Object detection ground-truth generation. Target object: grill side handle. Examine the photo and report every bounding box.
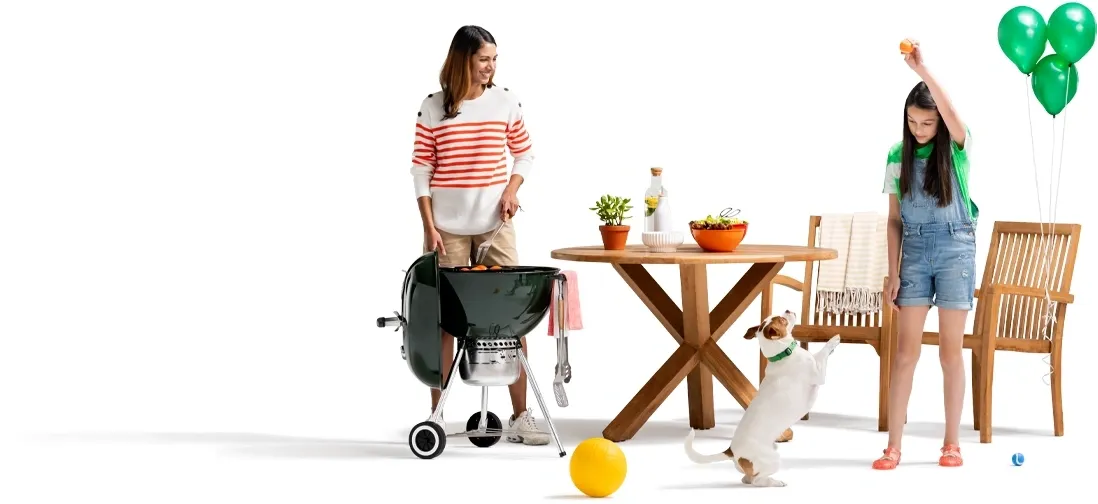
[376,311,404,331]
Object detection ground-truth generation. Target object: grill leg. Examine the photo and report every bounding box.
[478,386,489,431]
[518,349,567,457]
[429,340,465,426]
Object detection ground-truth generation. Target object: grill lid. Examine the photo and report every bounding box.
[399,250,444,389]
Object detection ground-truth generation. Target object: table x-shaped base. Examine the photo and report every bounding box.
[602,261,787,442]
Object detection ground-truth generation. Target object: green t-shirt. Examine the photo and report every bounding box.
[881,127,978,220]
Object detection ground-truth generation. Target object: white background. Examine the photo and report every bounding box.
[1,0,1093,501]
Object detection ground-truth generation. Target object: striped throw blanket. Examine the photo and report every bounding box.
[815,212,889,314]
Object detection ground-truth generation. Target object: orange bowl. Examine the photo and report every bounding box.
[690,224,747,252]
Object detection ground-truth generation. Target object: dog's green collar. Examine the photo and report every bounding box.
[767,341,798,363]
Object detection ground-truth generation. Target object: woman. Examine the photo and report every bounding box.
[407,25,547,446]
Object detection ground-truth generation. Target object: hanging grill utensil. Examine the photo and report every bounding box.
[552,274,569,407]
[557,275,572,384]
[561,335,572,383]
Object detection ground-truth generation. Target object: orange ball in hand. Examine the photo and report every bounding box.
[899,39,914,54]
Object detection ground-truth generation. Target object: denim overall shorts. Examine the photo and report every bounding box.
[895,159,978,311]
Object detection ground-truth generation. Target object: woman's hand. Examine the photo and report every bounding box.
[424,228,446,256]
[499,189,520,221]
[885,274,901,311]
[903,39,925,74]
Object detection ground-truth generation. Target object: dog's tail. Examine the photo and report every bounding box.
[684,429,735,464]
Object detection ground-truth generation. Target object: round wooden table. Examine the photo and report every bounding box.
[550,243,837,443]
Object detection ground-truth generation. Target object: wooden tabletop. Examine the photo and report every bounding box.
[550,244,837,265]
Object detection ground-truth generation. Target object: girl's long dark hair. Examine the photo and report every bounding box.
[899,81,954,207]
[439,25,496,120]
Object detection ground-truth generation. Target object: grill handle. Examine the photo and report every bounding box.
[376,311,403,331]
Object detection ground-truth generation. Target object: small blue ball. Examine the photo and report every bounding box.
[1011,453,1025,466]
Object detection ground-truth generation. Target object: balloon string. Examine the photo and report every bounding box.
[1025,71,1066,387]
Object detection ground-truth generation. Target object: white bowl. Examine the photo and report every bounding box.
[641,231,684,253]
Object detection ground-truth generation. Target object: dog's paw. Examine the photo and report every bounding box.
[751,476,786,487]
[741,475,753,485]
[825,335,841,352]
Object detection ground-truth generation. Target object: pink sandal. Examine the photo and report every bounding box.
[872,447,901,470]
[939,444,963,467]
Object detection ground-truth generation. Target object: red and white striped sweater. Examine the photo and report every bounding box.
[409,85,534,236]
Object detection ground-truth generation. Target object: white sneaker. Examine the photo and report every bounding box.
[507,408,550,445]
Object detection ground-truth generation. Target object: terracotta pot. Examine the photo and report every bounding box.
[599,225,630,250]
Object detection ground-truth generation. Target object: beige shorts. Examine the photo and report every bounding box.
[425,220,520,267]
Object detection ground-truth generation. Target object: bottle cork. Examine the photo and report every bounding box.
[650,167,663,176]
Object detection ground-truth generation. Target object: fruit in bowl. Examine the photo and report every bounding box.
[689,214,748,252]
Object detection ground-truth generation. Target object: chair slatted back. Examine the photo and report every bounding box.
[977,221,1081,344]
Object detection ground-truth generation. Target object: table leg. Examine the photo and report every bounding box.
[602,262,784,442]
[681,264,714,429]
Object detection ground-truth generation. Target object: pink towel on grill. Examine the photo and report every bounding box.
[548,270,583,336]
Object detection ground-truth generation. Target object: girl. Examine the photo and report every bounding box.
[407,25,549,446]
[875,39,978,469]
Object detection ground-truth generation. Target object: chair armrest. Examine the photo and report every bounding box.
[987,284,1073,304]
[770,274,804,293]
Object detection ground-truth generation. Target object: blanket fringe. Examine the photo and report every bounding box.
[815,288,883,315]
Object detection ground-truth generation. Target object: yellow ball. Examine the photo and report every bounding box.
[569,437,627,498]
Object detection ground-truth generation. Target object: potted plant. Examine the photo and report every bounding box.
[590,194,633,250]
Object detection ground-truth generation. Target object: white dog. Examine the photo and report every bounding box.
[683,310,840,487]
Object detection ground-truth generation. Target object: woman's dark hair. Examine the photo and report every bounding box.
[439,25,496,120]
[899,81,954,207]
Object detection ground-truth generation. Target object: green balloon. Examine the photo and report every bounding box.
[998,6,1049,74]
[1047,2,1097,64]
[1031,53,1079,116]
